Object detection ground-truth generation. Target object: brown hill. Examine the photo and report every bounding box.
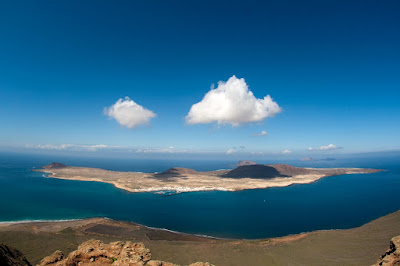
[43,162,67,169]
[154,167,198,178]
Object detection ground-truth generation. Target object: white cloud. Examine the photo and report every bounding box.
[104,97,156,128]
[253,130,268,136]
[308,144,341,151]
[186,75,281,126]
[226,148,236,155]
[282,149,292,154]
[25,144,114,151]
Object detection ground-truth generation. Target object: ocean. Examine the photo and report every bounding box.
[0,152,399,239]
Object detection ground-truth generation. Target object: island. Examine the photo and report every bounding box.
[35,162,382,194]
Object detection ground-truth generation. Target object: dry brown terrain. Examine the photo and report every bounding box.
[0,210,399,265]
[35,163,381,194]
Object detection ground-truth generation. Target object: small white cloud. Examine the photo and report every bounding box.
[104,97,156,128]
[253,130,268,136]
[226,148,236,155]
[186,75,281,126]
[282,149,292,154]
[308,144,341,151]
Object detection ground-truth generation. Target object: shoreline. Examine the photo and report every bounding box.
[1,212,399,265]
[0,217,223,240]
[0,208,396,241]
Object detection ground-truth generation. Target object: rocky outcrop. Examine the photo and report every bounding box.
[0,243,31,266]
[39,239,213,266]
[374,235,400,266]
[39,250,64,265]
[43,162,67,169]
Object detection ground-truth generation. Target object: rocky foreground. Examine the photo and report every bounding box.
[35,162,382,194]
[38,239,213,266]
[0,239,213,266]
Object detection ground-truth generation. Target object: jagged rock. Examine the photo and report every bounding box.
[39,239,212,266]
[39,250,64,265]
[0,243,31,266]
[38,240,150,265]
[374,235,400,266]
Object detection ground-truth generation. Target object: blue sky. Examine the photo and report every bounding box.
[0,0,399,158]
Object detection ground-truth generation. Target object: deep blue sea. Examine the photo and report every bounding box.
[0,152,399,239]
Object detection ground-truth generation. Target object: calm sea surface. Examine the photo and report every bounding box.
[0,152,399,239]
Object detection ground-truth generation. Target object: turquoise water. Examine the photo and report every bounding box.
[0,152,399,239]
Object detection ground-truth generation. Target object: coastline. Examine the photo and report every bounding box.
[1,209,399,265]
[0,209,394,241]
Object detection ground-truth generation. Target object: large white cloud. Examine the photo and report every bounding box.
[308,144,341,151]
[185,76,281,126]
[104,97,156,128]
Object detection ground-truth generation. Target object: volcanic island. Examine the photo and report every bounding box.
[35,162,382,194]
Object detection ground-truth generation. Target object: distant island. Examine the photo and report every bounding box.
[35,162,382,194]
